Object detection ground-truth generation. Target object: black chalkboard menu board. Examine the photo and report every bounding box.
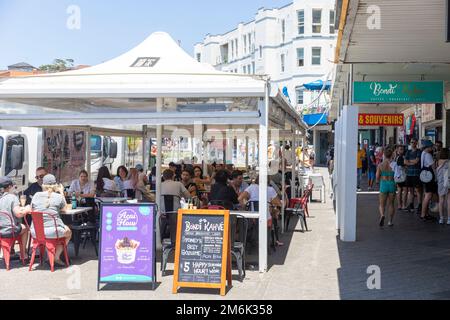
[172,209,232,296]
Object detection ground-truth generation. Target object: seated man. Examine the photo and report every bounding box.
[160,169,191,245]
[238,176,284,246]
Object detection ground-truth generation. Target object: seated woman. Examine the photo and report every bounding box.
[0,177,30,256]
[31,174,72,266]
[95,166,119,197]
[192,166,211,191]
[113,166,129,196]
[68,170,95,198]
[208,170,238,210]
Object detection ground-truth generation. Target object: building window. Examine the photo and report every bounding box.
[259,45,263,59]
[243,35,247,54]
[297,10,305,35]
[196,53,201,62]
[330,10,336,34]
[297,48,304,67]
[235,39,239,57]
[280,54,285,72]
[235,69,238,73]
[252,62,255,74]
[248,33,252,53]
[281,19,286,43]
[296,87,304,105]
[243,65,247,74]
[231,41,234,60]
[312,9,322,34]
[312,47,321,65]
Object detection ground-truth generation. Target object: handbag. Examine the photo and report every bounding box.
[419,155,433,183]
[395,168,407,183]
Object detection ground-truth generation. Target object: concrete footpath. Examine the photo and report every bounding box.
[1,167,450,300]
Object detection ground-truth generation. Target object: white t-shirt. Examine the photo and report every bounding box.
[244,184,277,221]
[68,179,95,195]
[421,151,434,168]
[103,178,118,191]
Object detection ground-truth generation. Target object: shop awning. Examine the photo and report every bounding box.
[303,80,331,91]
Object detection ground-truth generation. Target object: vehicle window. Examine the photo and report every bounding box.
[5,136,25,175]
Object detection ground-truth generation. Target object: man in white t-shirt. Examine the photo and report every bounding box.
[238,178,283,246]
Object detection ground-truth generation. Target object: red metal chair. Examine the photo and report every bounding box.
[0,211,26,270]
[26,212,70,272]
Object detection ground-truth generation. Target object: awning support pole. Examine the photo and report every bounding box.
[258,82,269,273]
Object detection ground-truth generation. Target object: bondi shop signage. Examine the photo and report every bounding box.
[358,114,404,127]
[353,81,444,104]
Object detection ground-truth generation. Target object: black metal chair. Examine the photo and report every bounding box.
[230,214,248,281]
[160,194,180,276]
[245,201,276,253]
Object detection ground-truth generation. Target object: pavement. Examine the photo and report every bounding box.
[1,167,450,300]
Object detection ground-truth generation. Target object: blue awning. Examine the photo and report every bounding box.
[303,80,331,91]
[303,113,328,126]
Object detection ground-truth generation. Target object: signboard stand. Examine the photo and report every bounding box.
[97,203,157,291]
[172,209,232,296]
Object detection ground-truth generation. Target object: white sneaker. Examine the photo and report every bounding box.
[447,219,450,225]
[439,217,444,225]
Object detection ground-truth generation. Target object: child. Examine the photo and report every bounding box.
[436,148,450,224]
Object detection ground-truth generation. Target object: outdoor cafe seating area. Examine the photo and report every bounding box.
[0,161,325,281]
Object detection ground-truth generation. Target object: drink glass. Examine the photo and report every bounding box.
[20,195,27,207]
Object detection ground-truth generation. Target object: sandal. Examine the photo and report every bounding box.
[379,216,385,227]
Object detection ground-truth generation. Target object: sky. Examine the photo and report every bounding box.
[0,0,290,70]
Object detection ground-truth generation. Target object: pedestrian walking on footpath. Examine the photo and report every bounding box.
[367,145,377,191]
[420,140,437,221]
[404,138,423,213]
[394,145,408,210]
[376,147,396,227]
[436,148,450,225]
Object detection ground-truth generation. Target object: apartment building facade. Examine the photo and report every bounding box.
[194,0,337,163]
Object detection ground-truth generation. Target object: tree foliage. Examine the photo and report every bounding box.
[39,58,74,73]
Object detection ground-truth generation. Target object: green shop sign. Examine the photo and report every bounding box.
[353,81,444,104]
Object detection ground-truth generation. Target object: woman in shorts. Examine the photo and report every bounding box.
[376,148,396,227]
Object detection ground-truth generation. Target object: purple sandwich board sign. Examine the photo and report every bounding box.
[97,203,156,290]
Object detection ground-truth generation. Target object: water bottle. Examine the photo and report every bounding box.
[71,192,77,209]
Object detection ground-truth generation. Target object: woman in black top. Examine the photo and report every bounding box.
[208,170,238,210]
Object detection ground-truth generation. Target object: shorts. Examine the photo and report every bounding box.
[368,169,376,180]
[396,182,407,188]
[423,171,437,194]
[438,184,450,196]
[0,224,23,238]
[424,181,438,194]
[380,180,396,194]
[405,175,422,188]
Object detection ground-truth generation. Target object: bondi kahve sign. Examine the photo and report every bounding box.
[353,81,444,104]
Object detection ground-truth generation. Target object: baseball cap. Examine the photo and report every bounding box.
[0,176,15,189]
[135,164,144,171]
[422,140,433,148]
[43,174,57,185]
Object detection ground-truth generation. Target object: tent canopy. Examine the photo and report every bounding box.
[0,31,305,131]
